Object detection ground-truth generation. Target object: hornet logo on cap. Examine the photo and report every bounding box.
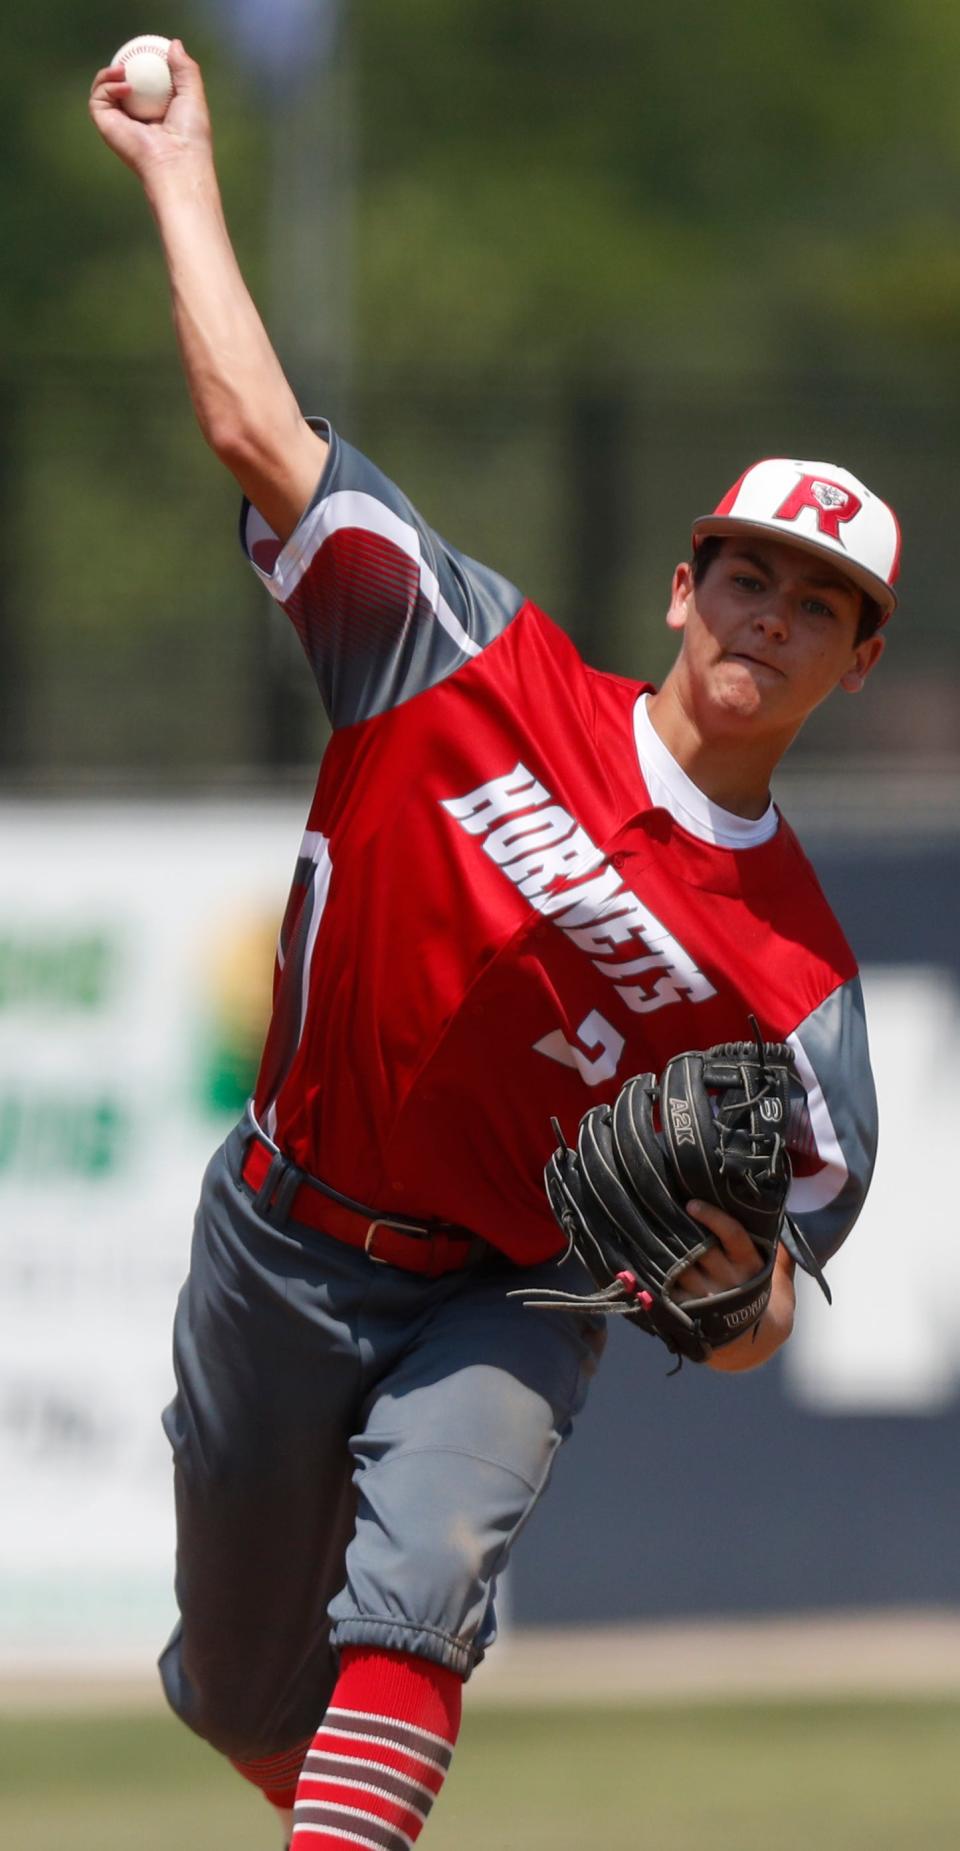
[692,457,902,617]
[774,475,863,544]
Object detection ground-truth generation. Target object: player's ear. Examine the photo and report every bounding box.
[666,562,695,632]
[839,633,885,694]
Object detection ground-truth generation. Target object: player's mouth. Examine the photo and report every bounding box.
[723,650,785,677]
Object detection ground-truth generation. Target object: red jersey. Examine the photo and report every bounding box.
[241,425,877,1272]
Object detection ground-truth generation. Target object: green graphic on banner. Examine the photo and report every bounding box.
[0,931,116,1011]
[0,1094,128,1177]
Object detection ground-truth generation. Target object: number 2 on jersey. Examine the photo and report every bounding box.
[533,1010,625,1086]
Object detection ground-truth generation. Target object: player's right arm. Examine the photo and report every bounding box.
[89,39,326,541]
[92,39,528,728]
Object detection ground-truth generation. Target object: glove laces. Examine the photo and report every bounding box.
[713,1017,789,1198]
[508,1268,655,1318]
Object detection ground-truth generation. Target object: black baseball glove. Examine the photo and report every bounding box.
[527,1031,799,1364]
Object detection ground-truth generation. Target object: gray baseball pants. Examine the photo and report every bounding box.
[158,1111,605,1760]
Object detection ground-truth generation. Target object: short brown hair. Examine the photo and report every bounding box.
[690,536,883,645]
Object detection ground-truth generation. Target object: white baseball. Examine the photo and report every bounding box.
[112,35,173,122]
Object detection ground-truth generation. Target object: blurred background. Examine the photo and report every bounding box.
[7,0,960,777]
[1,4,959,1847]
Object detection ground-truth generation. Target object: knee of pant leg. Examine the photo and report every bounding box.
[159,1621,336,1762]
[334,1495,508,1660]
[405,1518,491,1639]
[159,1626,265,1758]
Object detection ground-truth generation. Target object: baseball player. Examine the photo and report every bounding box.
[91,43,895,1851]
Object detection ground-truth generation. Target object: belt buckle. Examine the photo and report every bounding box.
[364,1217,430,1264]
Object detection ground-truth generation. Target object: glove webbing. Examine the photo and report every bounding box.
[714,1062,787,1191]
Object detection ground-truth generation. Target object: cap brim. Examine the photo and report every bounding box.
[691,515,897,619]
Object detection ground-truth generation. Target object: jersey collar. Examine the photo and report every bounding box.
[633,693,779,849]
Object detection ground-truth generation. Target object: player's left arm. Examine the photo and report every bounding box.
[784,974,879,1269]
[680,972,877,1373]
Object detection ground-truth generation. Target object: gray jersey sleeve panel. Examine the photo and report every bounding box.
[783,975,878,1271]
[239,419,525,729]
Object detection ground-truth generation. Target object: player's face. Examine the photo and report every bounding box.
[666,537,885,734]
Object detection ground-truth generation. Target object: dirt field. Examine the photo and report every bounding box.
[3,1607,959,1714]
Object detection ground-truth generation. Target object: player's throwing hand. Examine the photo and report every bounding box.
[89,39,212,178]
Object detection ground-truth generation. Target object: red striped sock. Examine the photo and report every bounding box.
[231,1737,312,1811]
[291,1647,463,1849]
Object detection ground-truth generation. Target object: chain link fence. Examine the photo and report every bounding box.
[4,357,958,784]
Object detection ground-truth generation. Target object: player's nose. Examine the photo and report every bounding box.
[752,594,789,642]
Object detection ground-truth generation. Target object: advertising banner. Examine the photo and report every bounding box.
[0,799,303,1668]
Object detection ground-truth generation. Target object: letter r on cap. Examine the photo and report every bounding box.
[775,475,862,542]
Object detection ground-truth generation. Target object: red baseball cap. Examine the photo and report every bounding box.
[692,459,901,620]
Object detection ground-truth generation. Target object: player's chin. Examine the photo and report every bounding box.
[708,661,785,724]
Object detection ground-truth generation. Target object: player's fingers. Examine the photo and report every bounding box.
[675,1246,744,1297]
[89,65,125,100]
[674,1261,713,1299]
[686,1199,762,1275]
[167,38,203,93]
[681,1252,739,1293]
[88,77,140,150]
[164,41,214,143]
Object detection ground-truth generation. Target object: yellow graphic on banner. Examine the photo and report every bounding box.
[195,911,278,1116]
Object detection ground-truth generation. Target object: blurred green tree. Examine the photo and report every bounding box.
[5,1,960,382]
[354,0,960,385]
[3,1,960,771]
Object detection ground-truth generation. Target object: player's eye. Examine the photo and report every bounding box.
[732,573,765,593]
[802,598,836,619]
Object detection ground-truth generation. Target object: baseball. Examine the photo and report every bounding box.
[112,35,173,122]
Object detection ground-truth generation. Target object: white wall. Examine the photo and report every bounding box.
[785,964,960,1414]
